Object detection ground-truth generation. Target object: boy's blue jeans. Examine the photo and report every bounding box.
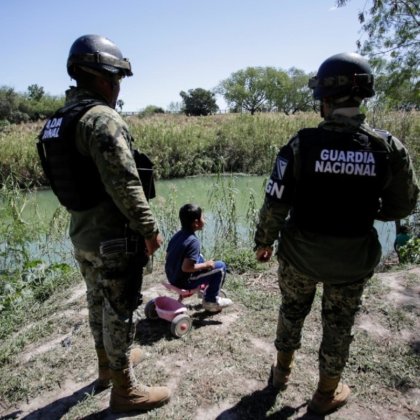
[187,260,226,302]
[172,256,227,303]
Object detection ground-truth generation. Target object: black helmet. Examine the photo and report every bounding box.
[308,52,374,101]
[67,34,133,79]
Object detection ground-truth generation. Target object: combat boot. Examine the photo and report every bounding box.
[271,351,294,390]
[309,373,351,415]
[95,346,143,389]
[110,367,171,413]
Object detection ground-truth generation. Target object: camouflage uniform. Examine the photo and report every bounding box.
[65,87,158,370]
[255,112,419,377]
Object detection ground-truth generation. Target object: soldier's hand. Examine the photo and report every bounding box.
[145,233,164,256]
[256,247,273,263]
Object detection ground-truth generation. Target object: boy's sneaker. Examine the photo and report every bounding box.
[202,296,233,312]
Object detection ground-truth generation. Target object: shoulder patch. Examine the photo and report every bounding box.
[276,157,288,180]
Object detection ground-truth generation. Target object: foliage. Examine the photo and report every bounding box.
[370,58,420,110]
[218,66,316,115]
[337,0,420,108]
[0,119,10,132]
[398,238,420,264]
[1,110,419,187]
[0,85,64,123]
[0,86,24,123]
[0,119,47,187]
[208,174,241,249]
[116,99,124,112]
[268,67,317,115]
[179,88,219,116]
[0,261,72,314]
[206,174,262,272]
[139,105,165,118]
[218,67,271,115]
[27,84,45,101]
[166,101,183,114]
[0,182,72,317]
[222,246,261,273]
[150,185,180,255]
[133,113,316,179]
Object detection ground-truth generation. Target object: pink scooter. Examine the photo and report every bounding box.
[144,282,226,338]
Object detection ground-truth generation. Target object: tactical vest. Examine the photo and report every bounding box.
[37,99,110,211]
[290,127,389,237]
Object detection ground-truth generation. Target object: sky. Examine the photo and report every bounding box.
[1,0,369,112]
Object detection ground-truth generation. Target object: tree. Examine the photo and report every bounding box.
[263,67,289,112]
[217,67,270,115]
[116,99,124,112]
[139,105,165,117]
[27,84,45,101]
[179,88,219,116]
[0,86,19,121]
[167,101,183,114]
[370,57,419,110]
[337,0,420,95]
[267,68,315,115]
[219,67,315,115]
[0,85,64,123]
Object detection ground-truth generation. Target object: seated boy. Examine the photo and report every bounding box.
[165,203,233,312]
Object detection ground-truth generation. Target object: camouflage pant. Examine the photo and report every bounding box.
[75,247,140,370]
[275,257,368,377]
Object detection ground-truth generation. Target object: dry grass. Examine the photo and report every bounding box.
[0,262,418,420]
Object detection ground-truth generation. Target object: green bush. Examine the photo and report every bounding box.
[0,111,418,186]
[139,105,165,117]
[398,238,420,264]
[0,183,73,318]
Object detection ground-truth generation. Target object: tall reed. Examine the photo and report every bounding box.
[0,181,72,323]
[0,111,418,186]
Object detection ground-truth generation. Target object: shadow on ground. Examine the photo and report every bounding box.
[1,382,107,420]
[135,309,222,344]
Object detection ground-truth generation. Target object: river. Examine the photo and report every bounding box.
[23,175,397,259]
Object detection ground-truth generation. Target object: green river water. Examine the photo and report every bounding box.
[23,175,396,259]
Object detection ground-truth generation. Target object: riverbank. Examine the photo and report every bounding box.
[0,110,419,187]
[0,260,418,419]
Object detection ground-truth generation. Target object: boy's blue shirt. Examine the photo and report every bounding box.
[165,228,201,283]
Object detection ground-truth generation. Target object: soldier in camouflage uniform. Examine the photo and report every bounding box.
[254,52,419,415]
[37,35,170,413]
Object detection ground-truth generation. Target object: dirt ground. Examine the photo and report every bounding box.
[0,263,419,420]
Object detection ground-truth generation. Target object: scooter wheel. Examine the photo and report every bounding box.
[144,299,159,320]
[171,314,192,338]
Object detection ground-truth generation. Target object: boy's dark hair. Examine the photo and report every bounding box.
[179,203,202,229]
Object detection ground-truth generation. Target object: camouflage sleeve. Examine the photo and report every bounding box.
[77,106,158,238]
[254,139,296,248]
[254,198,290,248]
[377,134,419,221]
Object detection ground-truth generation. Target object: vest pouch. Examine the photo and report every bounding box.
[36,99,109,211]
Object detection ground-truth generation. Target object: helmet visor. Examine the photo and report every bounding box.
[68,51,133,76]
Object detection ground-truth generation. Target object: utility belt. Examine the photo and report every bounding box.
[99,233,145,258]
[99,232,152,275]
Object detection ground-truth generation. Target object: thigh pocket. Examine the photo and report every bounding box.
[100,251,130,278]
[99,238,131,278]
